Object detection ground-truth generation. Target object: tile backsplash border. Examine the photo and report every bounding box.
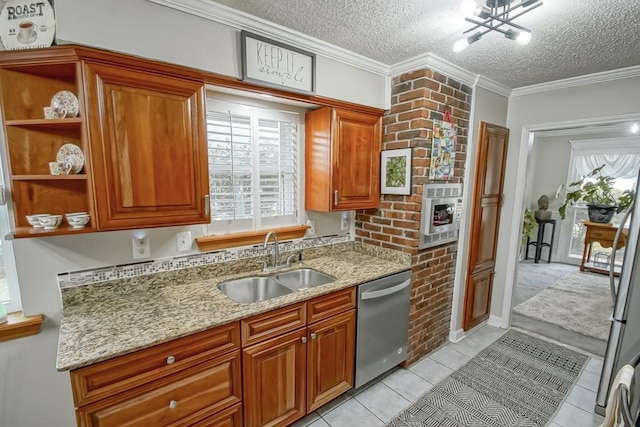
[58,234,354,290]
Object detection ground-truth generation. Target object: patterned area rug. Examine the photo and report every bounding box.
[386,330,588,427]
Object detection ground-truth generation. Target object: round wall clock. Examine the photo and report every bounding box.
[0,0,55,50]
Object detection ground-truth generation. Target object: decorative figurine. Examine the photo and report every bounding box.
[535,194,552,220]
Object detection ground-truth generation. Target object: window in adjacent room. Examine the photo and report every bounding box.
[205,97,301,234]
[560,139,640,266]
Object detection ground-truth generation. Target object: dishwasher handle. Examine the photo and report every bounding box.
[361,279,411,300]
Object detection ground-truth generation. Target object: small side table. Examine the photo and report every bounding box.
[525,219,557,263]
[581,221,627,275]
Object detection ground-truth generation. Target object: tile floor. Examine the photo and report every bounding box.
[292,325,605,427]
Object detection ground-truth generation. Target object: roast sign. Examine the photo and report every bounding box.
[0,0,56,50]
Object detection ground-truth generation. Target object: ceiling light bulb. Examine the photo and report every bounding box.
[632,123,639,134]
[474,6,492,19]
[453,32,481,52]
[460,0,478,15]
[453,38,470,53]
[516,31,532,45]
[505,29,532,45]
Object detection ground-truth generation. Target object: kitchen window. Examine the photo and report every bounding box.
[205,98,301,234]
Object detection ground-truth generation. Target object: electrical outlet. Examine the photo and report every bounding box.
[341,212,349,231]
[177,231,192,252]
[132,237,151,259]
[306,220,316,236]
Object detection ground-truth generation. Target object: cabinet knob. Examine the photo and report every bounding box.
[311,333,317,340]
[169,400,178,409]
[166,355,176,365]
[301,337,307,343]
[334,190,338,206]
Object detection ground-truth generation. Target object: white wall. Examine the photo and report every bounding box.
[450,85,508,339]
[492,76,640,326]
[0,1,375,425]
[53,0,387,109]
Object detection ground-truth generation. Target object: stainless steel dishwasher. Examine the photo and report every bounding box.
[355,269,412,388]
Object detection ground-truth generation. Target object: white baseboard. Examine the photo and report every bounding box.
[487,315,505,329]
[449,328,466,343]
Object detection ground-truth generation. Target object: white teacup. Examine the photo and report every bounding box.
[18,21,37,40]
[39,215,63,230]
[49,161,72,175]
[44,107,67,120]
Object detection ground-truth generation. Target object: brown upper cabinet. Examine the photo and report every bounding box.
[0,46,210,237]
[84,62,209,230]
[305,108,381,211]
[0,46,384,238]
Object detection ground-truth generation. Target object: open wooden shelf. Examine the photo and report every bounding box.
[5,118,83,128]
[12,174,88,181]
[8,225,96,239]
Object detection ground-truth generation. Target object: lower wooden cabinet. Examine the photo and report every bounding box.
[307,310,355,412]
[242,328,307,427]
[70,289,357,427]
[71,323,242,427]
[189,402,243,427]
[241,288,356,427]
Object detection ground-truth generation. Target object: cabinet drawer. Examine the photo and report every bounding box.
[76,350,242,427]
[190,402,242,427]
[307,288,356,324]
[71,322,240,406]
[241,303,306,347]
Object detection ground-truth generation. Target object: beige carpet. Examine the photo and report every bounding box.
[512,270,612,355]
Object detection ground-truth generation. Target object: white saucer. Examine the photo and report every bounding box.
[17,32,37,45]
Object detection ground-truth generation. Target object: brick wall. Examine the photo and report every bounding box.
[355,68,472,365]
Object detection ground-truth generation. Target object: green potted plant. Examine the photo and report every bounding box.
[522,208,536,244]
[558,164,635,223]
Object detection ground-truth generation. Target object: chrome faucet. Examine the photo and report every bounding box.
[258,231,299,272]
[264,231,280,270]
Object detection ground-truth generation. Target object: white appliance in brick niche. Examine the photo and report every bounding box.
[419,183,463,249]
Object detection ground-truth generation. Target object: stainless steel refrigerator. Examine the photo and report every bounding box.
[596,172,640,416]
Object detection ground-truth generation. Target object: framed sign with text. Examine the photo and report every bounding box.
[241,31,316,94]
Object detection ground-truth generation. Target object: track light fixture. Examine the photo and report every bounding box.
[454,0,543,52]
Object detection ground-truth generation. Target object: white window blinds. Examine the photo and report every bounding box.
[206,99,299,232]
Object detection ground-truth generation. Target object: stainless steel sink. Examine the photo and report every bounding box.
[217,277,293,304]
[274,268,336,291]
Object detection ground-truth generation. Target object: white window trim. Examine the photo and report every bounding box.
[0,184,22,313]
[204,94,304,235]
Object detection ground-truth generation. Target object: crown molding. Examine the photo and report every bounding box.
[568,136,640,153]
[389,52,511,97]
[511,65,640,97]
[390,52,475,86]
[536,123,635,138]
[474,75,511,97]
[146,0,389,76]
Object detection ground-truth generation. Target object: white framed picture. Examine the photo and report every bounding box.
[381,148,412,195]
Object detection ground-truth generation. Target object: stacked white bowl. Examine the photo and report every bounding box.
[25,214,52,228]
[39,215,63,230]
[65,212,90,229]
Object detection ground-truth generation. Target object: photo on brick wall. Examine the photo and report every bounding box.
[429,120,456,180]
[381,148,412,195]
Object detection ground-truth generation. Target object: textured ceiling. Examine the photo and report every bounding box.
[210,0,640,88]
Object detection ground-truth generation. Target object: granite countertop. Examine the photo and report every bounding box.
[57,249,410,371]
